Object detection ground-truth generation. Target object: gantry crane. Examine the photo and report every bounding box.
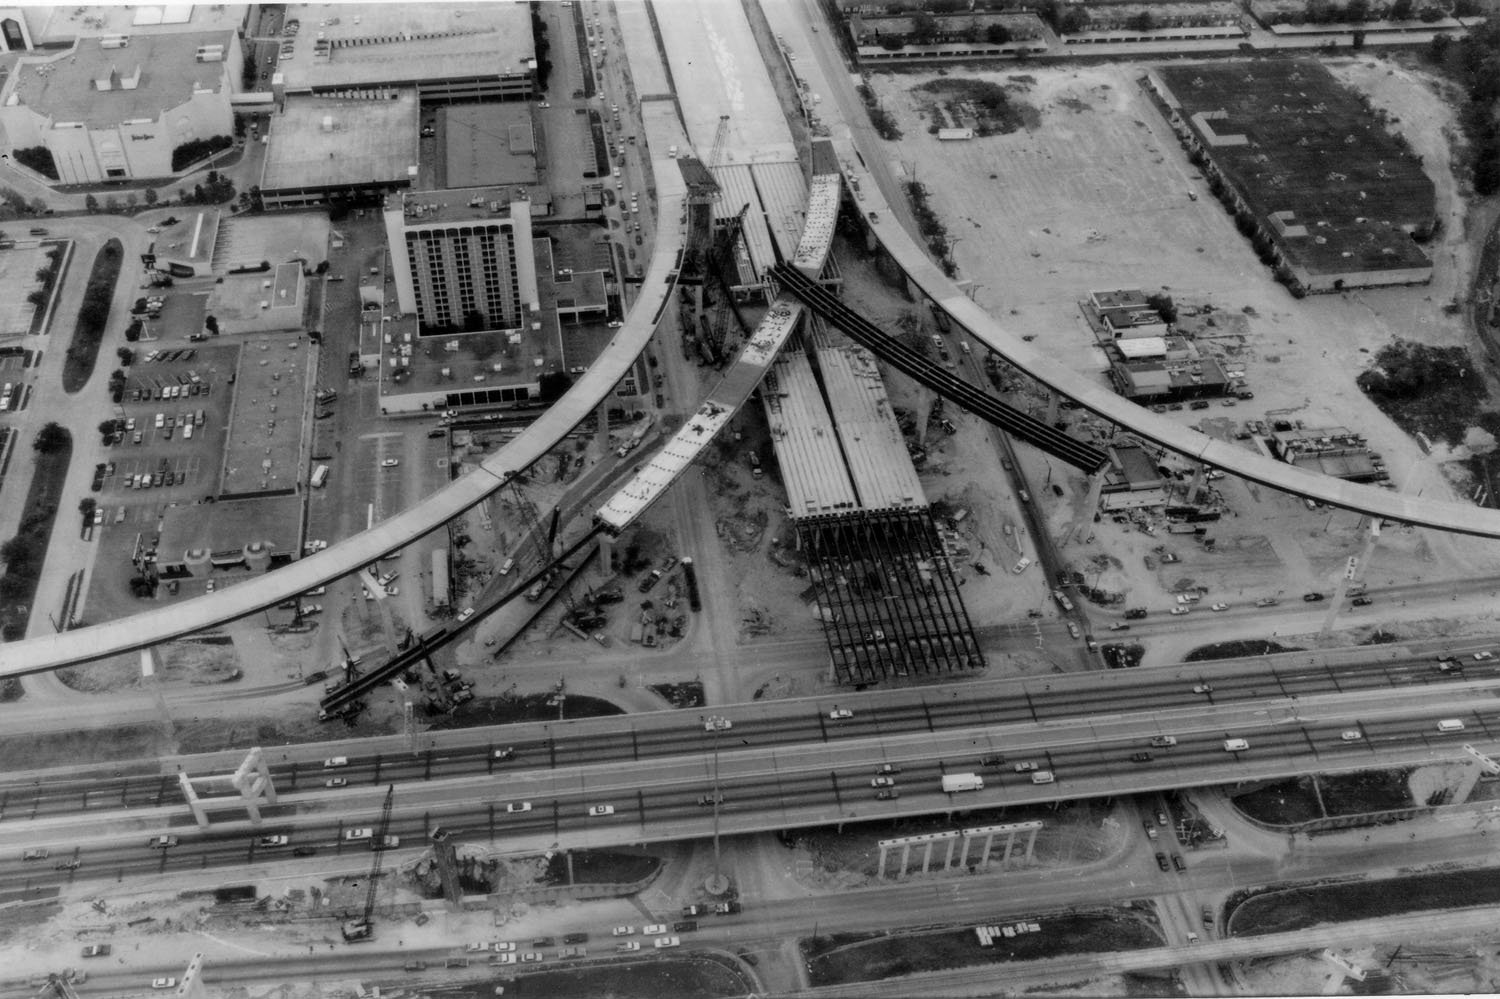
[341,784,395,942]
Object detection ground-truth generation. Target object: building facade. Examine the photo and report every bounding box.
[0,31,239,184]
[385,197,539,336]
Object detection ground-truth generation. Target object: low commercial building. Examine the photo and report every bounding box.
[0,30,240,183]
[1106,335,1230,403]
[258,92,420,210]
[1089,289,1170,340]
[272,2,534,102]
[1270,426,1383,482]
[1099,444,1170,511]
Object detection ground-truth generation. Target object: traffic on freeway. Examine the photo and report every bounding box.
[4,645,1499,821]
[1,701,1492,896]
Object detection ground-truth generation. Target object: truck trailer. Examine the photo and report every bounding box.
[941,773,984,793]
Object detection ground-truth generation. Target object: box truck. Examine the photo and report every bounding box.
[941,773,984,793]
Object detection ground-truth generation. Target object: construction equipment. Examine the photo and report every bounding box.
[34,975,80,999]
[341,784,395,942]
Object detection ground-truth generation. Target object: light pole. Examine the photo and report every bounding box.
[705,716,729,896]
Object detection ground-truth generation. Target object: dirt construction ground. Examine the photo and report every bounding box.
[861,56,1500,652]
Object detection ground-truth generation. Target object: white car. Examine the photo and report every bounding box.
[1340,730,1363,741]
[506,802,532,813]
[1475,651,1495,661]
[1012,557,1031,574]
[612,925,636,936]
[607,320,623,328]
[643,923,668,935]
[1192,684,1214,695]
[492,953,518,965]
[381,458,400,468]
[303,539,328,552]
[256,835,289,847]
[467,941,491,953]
[343,828,372,841]
[1170,606,1190,615]
[146,226,162,234]
[323,757,349,768]
[1210,603,1229,612]
[588,804,615,817]
[457,607,475,622]
[829,708,853,720]
[654,936,681,949]
[152,979,177,990]
[704,717,732,732]
[1066,622,1081,639]
[617,940,641,952]
[492,941,517,952]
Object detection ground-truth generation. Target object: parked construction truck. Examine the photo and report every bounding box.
[941,773,984,793]
[680,557,702,612]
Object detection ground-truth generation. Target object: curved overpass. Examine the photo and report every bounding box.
[835,148,1500,538]
[0,164,689,676]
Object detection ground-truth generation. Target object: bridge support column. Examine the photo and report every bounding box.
[1024,826,1038,861]
[900,842,911,876]
[1074,469,1108,544]
[1045,391,1060,426]
[599,534,615,573]
[595,397,610,456]
[1186,464,1207,505]
[179,772,209,828]
[943,836,956,870]
[1000,830,1015,867]
[877,844,889,879]
[978,832,995,870]
[957,834,972,869]
[920,839,934,874]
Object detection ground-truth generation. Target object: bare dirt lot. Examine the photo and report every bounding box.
[864,57,1500,659]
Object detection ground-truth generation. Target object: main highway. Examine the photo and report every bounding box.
[4,642,1498,821]
[3,651,1500,897]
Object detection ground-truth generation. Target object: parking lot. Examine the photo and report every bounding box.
[100,342,239,508]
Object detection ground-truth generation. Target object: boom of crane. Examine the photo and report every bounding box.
[341,784,395,942]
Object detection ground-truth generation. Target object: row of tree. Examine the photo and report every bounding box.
[1430,17,1500,195]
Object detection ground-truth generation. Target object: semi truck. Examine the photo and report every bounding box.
[941,773,984,793]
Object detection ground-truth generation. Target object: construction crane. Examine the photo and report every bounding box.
[34,976,79,999]
[341,784,395,942]
[708,114,731,172]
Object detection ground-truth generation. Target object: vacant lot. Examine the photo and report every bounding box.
[1229,867,1500,937]
[467,953,754,998]
[802,908,1161,986]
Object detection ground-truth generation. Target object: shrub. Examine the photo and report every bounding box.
[170,134,233,172]
[13,146,58,180]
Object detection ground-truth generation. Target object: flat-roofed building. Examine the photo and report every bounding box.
[259,92,420,209]
[154,495,304,577]
[273,2,534,101]
[0,30,239,183]
[385,189,539,338]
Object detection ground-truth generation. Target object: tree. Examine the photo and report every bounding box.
[143,187,158,206]
[1146,292,1178,323]
[538,370,573,401]
[33,422,68,454]
[1126,10,1155,32]
[204,314,219,336]
[125,320,142,342]
[84,194,99,213]
[985,23,1012,44]
[1391,0,1414,19]
[125,192,138,209]
[910,11,939,44]
[1058,7,1090,33]
[97,419,118,438]
[78,497,96,519]
[117,346,135,366]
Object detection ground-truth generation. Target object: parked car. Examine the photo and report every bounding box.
[588,804,615,817]
[870,776,896,788]
[828,708,853,720]
[654,936,681,949]
[1155,852,1170,871]
[81,943,111,958]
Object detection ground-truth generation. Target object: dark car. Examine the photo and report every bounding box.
[673,921,698,933]
[532,937,555,948]
[1172,854,1186,872]
[1129,752,1153,763]
[292,847,318,857]
[1124,608,1148,620]
[980,754,1005,767]
[1351,596,1373,607]
[1302,592,1325,602]
[1155,852,1169,872]
[563,933,589,944]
